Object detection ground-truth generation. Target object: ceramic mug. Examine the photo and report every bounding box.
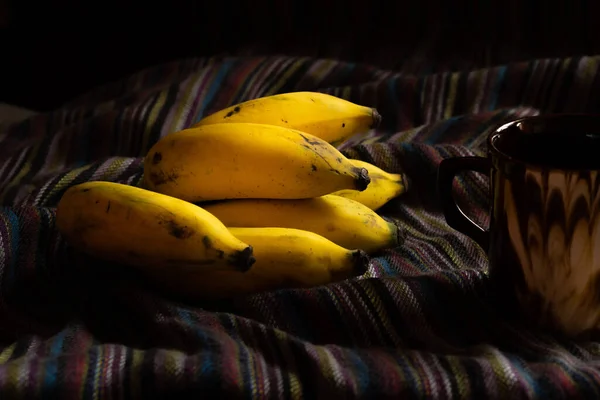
[437,114,600,338]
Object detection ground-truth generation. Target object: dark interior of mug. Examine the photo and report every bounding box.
[489,114,600,169]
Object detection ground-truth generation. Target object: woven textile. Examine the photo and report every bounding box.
[2,55,600,399]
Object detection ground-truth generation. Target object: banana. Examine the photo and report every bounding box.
[56,181,255,272]
[143,123,371,202]
[144,227,370,300]
[202,194,402,253]
[192,91,381,146]
[331,159,409,210]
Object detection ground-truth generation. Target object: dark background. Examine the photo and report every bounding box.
[3,1,600,111]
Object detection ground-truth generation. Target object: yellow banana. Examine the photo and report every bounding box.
[56,181,255,272]
[144,227,370,300]
[192,91,381,146]
[143,123,371,202]
[331,159,409,210]
[202,194,402,253]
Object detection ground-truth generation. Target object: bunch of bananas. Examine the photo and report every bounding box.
[56,92,408,300]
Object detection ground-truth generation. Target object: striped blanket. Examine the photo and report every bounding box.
[2,55,600,399]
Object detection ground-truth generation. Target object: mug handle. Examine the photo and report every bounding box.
[437,156,491,251]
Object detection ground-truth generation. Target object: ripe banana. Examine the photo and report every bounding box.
[192,91,381,146]
[144,227,370,300]
[55,181,255,272]
[202,194,402,253]
[331,159,409,210]
[143,123,371,202]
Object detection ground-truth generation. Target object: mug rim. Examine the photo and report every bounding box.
[487,113,600,172]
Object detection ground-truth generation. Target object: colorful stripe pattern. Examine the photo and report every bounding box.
[2,55,600,398]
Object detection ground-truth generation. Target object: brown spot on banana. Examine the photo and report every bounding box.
[298,133,323,146]
[203,237,227,260]
[224,106,241,118]
[363,214,379,229]
[311,164,317,171]
[152,152,162,164]
[164,220,195,239]
[148,170,179,186]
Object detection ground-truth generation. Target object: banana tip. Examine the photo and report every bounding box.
[351,250,370,276]
[230,246,256,272]
[400,172,410,194]
[394,223,405,246]
[354,167,371,191]
[370,109,382,129]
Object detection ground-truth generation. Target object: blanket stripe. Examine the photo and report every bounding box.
[2,55,600,399]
